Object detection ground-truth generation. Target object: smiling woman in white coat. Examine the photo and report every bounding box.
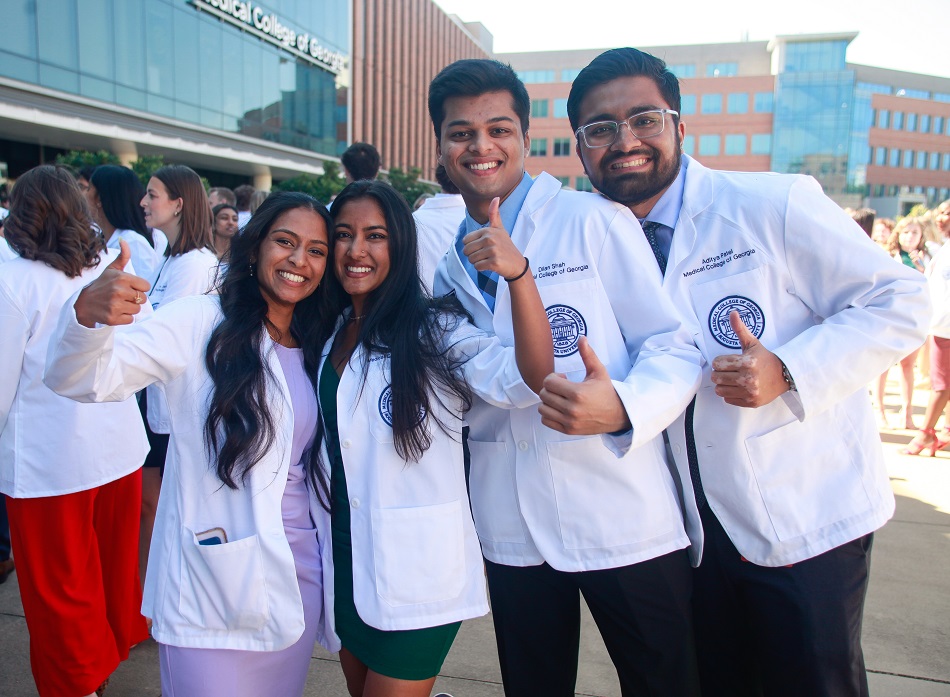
[46,192,340,697]
[320,180,553,697]
[0,165,149,697]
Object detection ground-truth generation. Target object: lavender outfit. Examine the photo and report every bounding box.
[160,345,322,697]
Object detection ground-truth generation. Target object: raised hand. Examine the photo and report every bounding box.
[74,239,151,327]
[538,337,631,434]
[710,310,790,407]
[462,196,526,280]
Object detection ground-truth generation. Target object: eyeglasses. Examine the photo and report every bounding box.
[575,109,679,148]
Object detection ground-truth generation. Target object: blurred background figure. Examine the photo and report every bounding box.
[211,203,240,262]
[341,142,381,183]
[872,217,895,248]
[0,165,149,697]
[87,165,168,286]
[851,208,876,239]
[208,186,236,209]
[412,165,465,294]
[250,188,268,216]
[234,184,256,229]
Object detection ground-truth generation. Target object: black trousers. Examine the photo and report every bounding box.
[485,550,699,697]
[693,505,872,697]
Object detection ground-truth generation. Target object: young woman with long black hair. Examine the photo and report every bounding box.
[320,180,553,697]
[47,192,339,697]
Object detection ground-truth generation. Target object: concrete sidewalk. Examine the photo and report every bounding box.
[1,379,949,696]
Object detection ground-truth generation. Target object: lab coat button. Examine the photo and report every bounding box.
[342,439,352,449]
[672,444,682,455]
[518,441,529,451]
[350,497,360,508]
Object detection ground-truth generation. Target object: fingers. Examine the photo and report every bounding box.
[729,311,759,353]
[107,239,132,271]
[577,337,608,381]
[487,197,503,232]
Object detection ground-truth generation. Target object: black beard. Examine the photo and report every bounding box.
[590,142,681,207]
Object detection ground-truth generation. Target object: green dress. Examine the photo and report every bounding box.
[319,362,461,681]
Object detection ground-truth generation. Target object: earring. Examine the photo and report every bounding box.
[174,209,180,216]
[248,263,255,277]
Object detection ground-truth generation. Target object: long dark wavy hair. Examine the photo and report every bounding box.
[203,191,332,503]
[4,165,105,277]
[326,180,474,462]
[90,165,154,247]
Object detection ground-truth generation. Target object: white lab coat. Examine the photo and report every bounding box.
[434,173,704,572]
[106,228,168,287]
[0,237,16,263]
[413,193,466,293]
[320,311,537,631]
[45,295,339,652]
[660,156,930,567]
[0,249,148,498]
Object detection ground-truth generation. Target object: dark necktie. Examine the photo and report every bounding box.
[642,220,668,275]
[476,269,498,312]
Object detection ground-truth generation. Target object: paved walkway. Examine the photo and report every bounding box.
[1,377,948,696]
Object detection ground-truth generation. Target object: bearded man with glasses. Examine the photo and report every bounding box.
[540,47,931,697]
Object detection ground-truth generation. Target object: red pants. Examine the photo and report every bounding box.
[6,469,149,697]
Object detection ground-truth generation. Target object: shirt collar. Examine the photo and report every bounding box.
[463,172,534,236]
[640,159,687,230]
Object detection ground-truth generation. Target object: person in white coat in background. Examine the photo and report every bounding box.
[429,59,705,697]
[413,164,466,292]
[553,47,931,697]
[320,179,552,697]
[1,165,149,697]
[46,192,338,697]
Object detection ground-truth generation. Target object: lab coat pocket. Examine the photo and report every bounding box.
[538,278,602,378]
[178,527,269,631]
[688,265,772,359]
[744,415,872,542]
[548,436,678,549]
[467,440,525,544]
[372,501,465,606]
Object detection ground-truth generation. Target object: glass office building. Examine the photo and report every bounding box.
[0,0,350,186]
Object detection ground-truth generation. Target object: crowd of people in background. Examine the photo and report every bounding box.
[0,49,945,697]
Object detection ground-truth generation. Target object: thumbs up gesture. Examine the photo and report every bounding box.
[539,337,632,434]
[74,239,152,328]
[710,310,791,408]
[461,197,526,281]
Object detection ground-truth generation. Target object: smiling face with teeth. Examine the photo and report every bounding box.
[254,206,330,332]
[575,75,685,219]
[437,90,529,224]
[332,196,392,316]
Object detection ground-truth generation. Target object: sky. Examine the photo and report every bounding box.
[432,0,950,79]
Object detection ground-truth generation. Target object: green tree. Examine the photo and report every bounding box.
[131,155,166,188]
[55,150,120,173]
[272,162,345,205]
[385,166,437,206]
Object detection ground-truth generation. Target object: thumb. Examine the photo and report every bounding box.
[108,238,131,271]
[487,197,503,231]
[729,310,759,352]
[578,337,608,381]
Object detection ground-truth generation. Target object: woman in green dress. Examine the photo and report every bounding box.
[320,180,552,697]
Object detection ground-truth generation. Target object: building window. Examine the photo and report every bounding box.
[683,134,695,155]
[575,175,593,192]
[560,69,581,82]
[920,114,931,133]
[944,154,950,171]
[699,135,720,156]
[877,109,889,128]
[724,134,746,155]
[875,147,887,165]
[935,116,944,134]
[517,70,555,84]
[936,93,950,103]
[892,112,904,130]
[898,88,929,99]
[750,134,771,155]
[531,99,548,118]
[889,149,901,167]
[553,98,568,119]
[917,151,927,169]
[680,94,696,115]
[553,138,571,157]
[669,64,696,78]
[706,62,738,77]
[931,152,941,170]
[906,113,917,131]
[903,150,914,168]
[727,93,748,114]
[754,92,773,113]
[555,176,570,187]
[702,94,722,114]
[529,138,547,157]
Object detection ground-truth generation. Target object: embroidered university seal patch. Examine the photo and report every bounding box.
[546,304,587,357]
[378,385,426,427]
[708,296,765,349]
